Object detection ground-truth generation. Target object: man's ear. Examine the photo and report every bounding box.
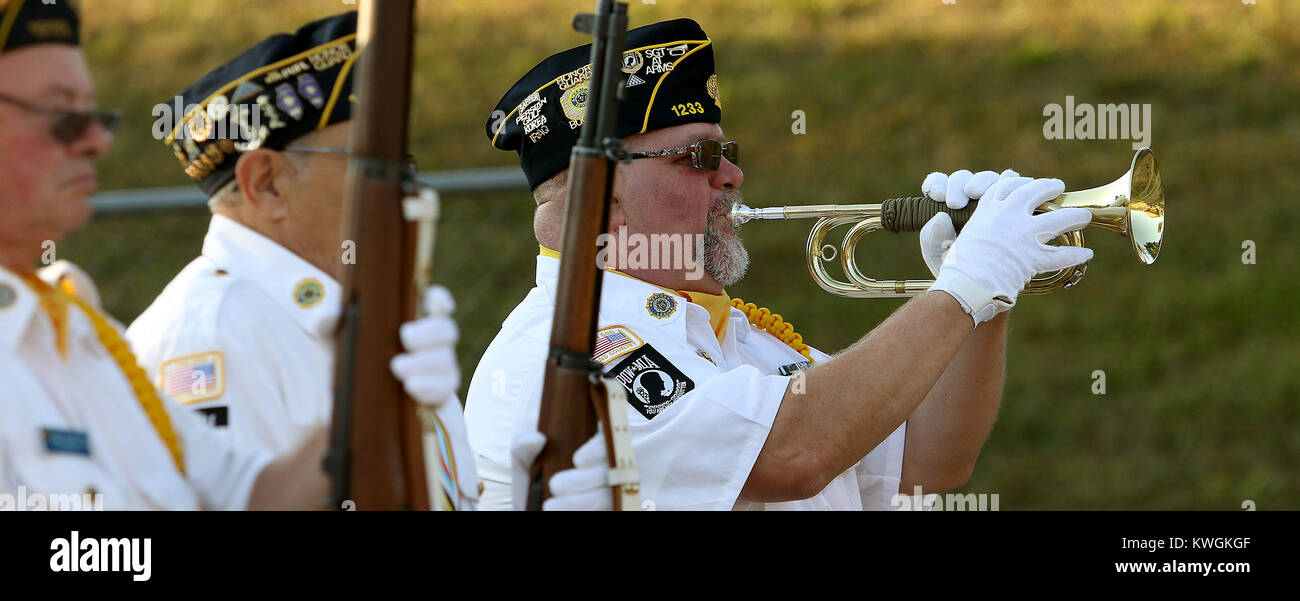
[234,149,293,220]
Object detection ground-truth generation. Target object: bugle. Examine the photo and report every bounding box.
[730,148,1164,298]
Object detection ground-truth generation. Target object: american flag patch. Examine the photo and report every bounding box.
[593,326,642,365]
[158,351,225,405]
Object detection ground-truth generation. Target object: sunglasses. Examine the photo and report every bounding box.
[625,139,739,171]
[0,91,120,144]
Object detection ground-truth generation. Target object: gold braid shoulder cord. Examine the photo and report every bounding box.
[729,298,814,362]
[66,295,186,475]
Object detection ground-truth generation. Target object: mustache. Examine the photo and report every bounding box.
[709,189,743,221]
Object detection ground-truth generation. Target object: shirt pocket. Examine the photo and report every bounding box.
[2,430,128,510]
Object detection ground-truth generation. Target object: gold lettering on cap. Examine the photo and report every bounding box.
[557,64,592,91]
[204,143,224,165]
[26,19,71,39]
[308,44,353,72]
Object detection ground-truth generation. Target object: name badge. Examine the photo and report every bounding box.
[778,360,813,376]
[42,428,90,456]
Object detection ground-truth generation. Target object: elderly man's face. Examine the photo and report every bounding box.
[279,122,351,279]
[613,122,747,291]
[0,45,111,266]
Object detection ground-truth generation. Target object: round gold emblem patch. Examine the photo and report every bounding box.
[294,278,325,308]
[646,292,677,319]
[560,80,590,123]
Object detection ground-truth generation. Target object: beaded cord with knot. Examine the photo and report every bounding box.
[67,294,186,475]
[730,298,814,362]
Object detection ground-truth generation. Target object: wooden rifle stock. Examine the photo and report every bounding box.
[326,0,429,510]
[527,0,630,510]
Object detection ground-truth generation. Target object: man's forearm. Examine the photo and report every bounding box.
[743,291,974,501]
[247,426,330,510]
[900,311,1008,493]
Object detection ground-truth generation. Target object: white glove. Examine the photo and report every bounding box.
[389,285,479,508]
[928,177,1094,325]
[390,285,460,406]
[510,430,612,511]
[922,168,1020,210]
[919,213,958,279]
[920,169,1021,276]
[544,434,611,511]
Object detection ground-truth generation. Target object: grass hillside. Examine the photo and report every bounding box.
[65,0,1298,509]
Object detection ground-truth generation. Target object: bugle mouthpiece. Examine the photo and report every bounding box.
[729,202,756,225]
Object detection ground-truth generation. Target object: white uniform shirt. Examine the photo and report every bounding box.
[127,215,478,509]
[127,215,342,456]
[0,265,271,510]
[465,255,907,511]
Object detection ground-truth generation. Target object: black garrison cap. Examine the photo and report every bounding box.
[487,18,723,190]
[164,11,358,196]
[0,0,79,54]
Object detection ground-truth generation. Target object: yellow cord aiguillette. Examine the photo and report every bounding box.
[730,297,814,362]
[68,295,186,475]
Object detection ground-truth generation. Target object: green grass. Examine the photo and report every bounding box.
[63,0,1299,509]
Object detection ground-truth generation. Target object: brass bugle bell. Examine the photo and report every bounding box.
[729,148,1165,298]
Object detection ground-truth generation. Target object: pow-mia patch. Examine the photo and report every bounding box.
[593,325,643,365]
[646,292,677,319]
[294,278,324,308]
[159,351,225,405]
[608,345,695,420]
[622,50,644,74]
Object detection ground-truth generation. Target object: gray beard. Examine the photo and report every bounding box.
[703,189,750,287]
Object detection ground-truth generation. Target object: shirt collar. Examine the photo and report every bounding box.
[0,264,104,351]
[0,265,40,351]
[676,289,731,339]
[535,254,730,341]
[201,214,342,338]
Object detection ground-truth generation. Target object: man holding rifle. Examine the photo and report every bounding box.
[123,11,489,510]
[124,10,606,510]
[466,17,1094,509]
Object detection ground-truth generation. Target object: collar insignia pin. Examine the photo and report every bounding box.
[294,278,324,309]
[646,292,676,319]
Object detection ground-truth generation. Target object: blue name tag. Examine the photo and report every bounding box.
[42,428,90,456]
